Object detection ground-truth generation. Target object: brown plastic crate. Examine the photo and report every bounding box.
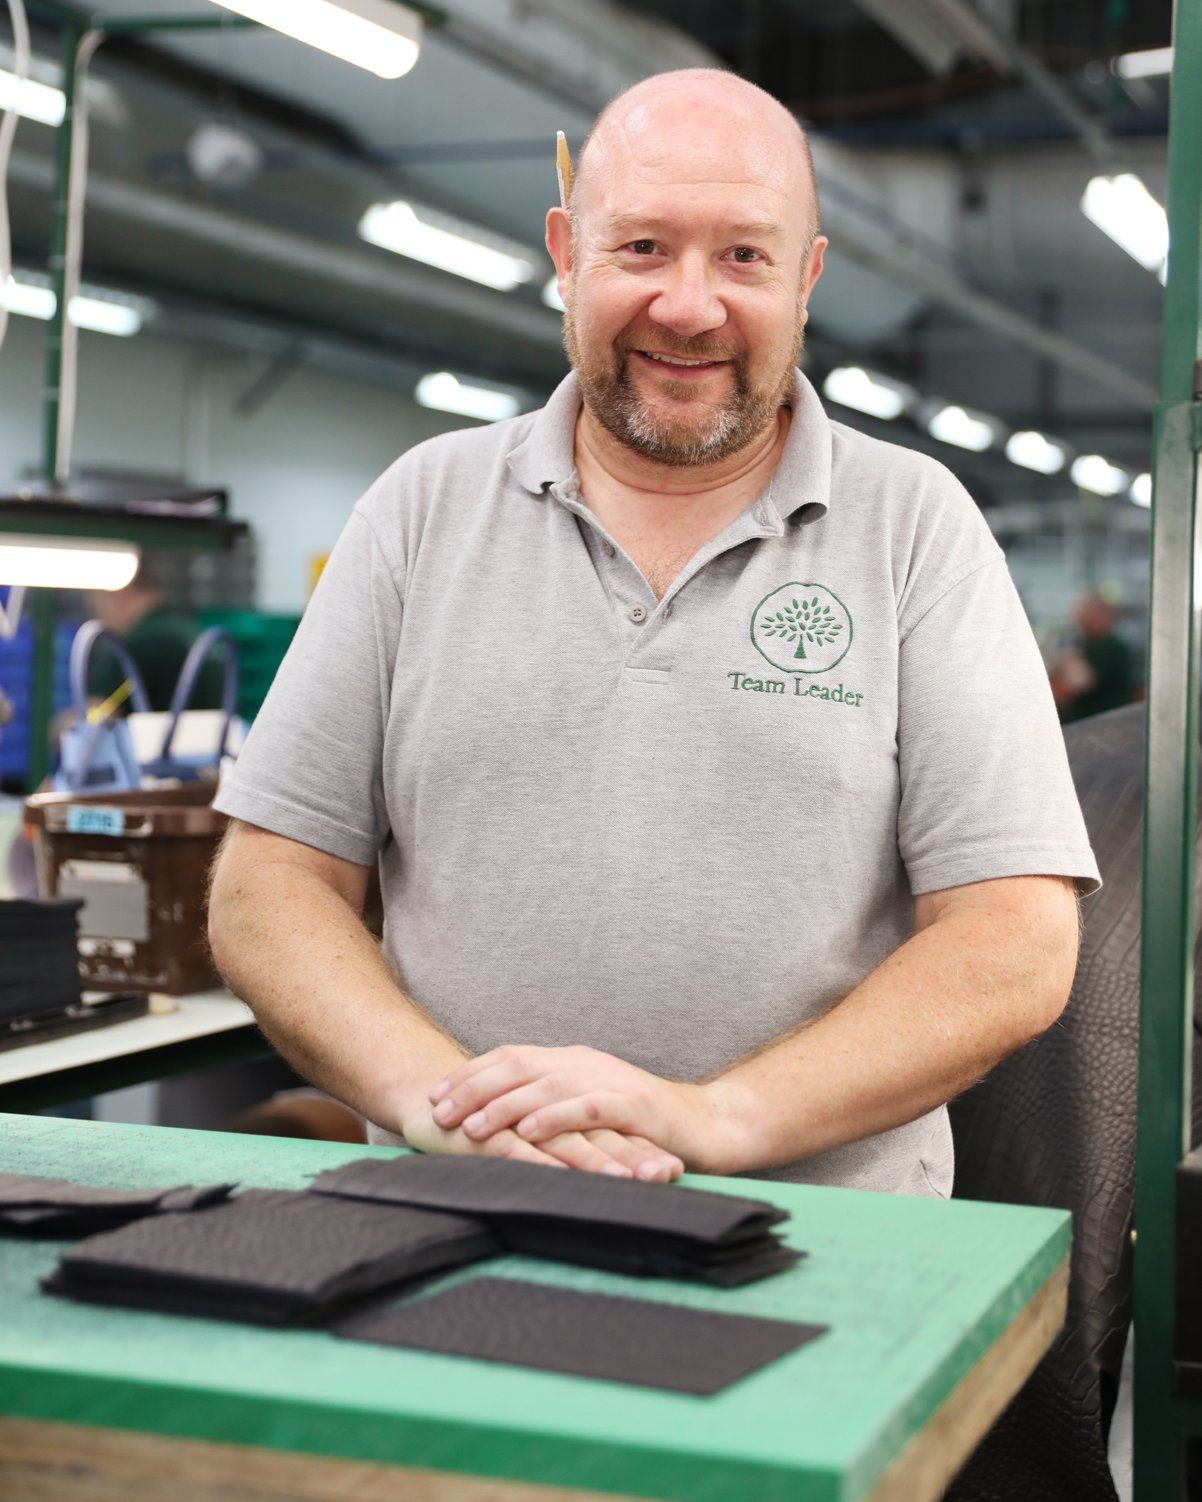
[24,783,228,996]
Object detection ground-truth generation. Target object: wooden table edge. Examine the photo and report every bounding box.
[0,1412,656,1502]
[0,1254,1070,1502]
[863,1252,1071,1502]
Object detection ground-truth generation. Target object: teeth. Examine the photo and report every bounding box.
[644,352,715,366]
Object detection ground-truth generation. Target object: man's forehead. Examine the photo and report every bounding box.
[602,208,789,242]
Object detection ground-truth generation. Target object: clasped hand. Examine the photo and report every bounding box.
[423,1045,741,1179]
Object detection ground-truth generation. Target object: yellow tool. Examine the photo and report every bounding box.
[556,130,573,208]
[87,678,134,724]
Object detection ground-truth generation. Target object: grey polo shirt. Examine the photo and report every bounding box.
[215,369,1100,1197]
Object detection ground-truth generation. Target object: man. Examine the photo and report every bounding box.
[87,562,224,711]
[209,70,1098,1195]
[1052,590,1139,724]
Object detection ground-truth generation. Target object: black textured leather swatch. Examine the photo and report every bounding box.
[0,1173,234,1235]
[44,1188,499,1324]
[310,1156,800,1284]
[335,1276,827,1394]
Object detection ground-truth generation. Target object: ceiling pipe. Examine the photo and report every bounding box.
[7,147,566,361]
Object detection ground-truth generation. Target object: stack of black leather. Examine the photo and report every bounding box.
[44,1188,499,1325]
[0,1173,233,1235]
[310,1155,801,1285]
[0,899,84,1030]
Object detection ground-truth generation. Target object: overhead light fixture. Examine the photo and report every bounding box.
[0,275,151,336]
[0,536,140,590]
[0,66,65,125]
[927,403,995,452]
[542,274,565,312]
[1005,430,1067,475]
[1115,46,1173,79]
[1080,173,1169,278]
[823,366,913,421]
[359,202,536,291]
[1071,454,1129,496]
[209,0,422,80]
[1129,472,1153,508]
[415,372,521,423]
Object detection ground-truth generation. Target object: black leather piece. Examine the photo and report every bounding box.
[501,1223,801,1285]
[45,1188,500,1325]
[0,1173,234,1235]
[334,1275,827,1395]
[947,703,1197,1502]
[310,1156,796,1284]
[312,1156,786,1240]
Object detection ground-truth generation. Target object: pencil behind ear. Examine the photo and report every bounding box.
[556,131,573,209]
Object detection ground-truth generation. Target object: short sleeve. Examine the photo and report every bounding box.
[897,557,1101,896]
[213,508,402,866]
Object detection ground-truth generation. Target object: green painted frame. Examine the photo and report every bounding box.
[1133,1,1202,1497]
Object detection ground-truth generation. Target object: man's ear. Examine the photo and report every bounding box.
[546,206,573,295]
[803,235,827,302]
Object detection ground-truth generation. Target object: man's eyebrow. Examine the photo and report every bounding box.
[604,213,787,241]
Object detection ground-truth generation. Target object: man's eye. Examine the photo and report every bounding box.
[731,246,761,264]
[627,240,658,255]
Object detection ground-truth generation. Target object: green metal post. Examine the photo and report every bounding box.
[1133,0,1202,1496]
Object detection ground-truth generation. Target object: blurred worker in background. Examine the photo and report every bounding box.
[1051,590,1139,724]
[86,561,223,711]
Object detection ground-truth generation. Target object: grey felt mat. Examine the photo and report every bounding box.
[334,1275,827,1395]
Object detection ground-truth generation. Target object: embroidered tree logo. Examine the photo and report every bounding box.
[750,582,853,675]
[757,595,843,661]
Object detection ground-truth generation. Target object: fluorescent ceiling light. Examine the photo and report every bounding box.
[542,273,565,312]
[1071,453,1128,496]
[359,201,535,291]
[823,366,912,421]
[927,403,995,452]
[0,67,65,125]
[1129,471,1153,508]
[209,0,422,80]
[1115,46,1173,79]
[0,537,139,590]
[0,276,150,336]
[1005,430,1067,475]
[415,372,521,423]
[1081,173,1169,276]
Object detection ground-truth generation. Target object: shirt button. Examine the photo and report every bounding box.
[603,541,615,558]
[629,604,647,624]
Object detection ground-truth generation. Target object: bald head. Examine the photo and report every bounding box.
[570,70,819,248]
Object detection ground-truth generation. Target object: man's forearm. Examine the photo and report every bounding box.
[709,883,1080,1174]
[208,855,465,1133]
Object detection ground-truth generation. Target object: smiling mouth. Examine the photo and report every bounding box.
[632,350,728,372]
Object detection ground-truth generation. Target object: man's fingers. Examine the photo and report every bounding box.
[432,1060,545,1129]
[540,1131,637,1177]
[586,1130,682,1182]
[429,1048,512,1104]
[515,1092,652,1152]
[457,1078,571,1140]
[481,1128,565,1169]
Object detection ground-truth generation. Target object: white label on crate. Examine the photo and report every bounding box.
[66,806,126,837]
[59,860,149,943]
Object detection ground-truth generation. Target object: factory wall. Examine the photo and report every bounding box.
[0,316,467,612]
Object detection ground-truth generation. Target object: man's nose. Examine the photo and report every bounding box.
[647,253,726,339]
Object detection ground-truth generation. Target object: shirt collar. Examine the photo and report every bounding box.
[506,367,832,527]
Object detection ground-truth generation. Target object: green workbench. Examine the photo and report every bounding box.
[0,1114,1069,1502]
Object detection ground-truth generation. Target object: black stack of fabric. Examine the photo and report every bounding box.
[0,899,85,1033]
[310,1155,801,1285]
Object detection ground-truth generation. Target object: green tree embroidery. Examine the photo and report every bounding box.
[759,596,843,660]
